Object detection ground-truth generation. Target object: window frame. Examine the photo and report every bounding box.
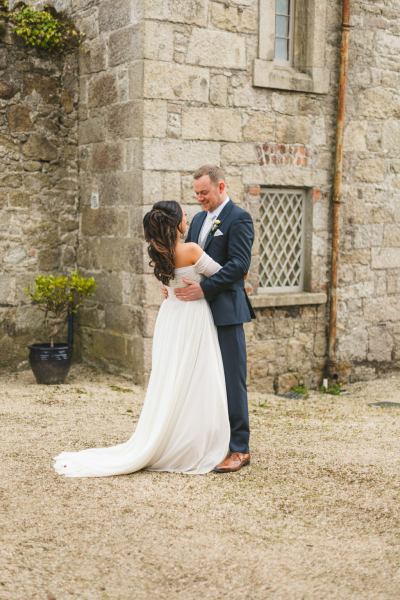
[254,0,329,94]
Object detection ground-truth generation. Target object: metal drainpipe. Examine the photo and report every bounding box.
[327,0,351,378]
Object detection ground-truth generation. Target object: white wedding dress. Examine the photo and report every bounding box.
[53,252,230,477]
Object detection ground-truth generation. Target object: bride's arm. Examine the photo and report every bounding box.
[193,251,222,277]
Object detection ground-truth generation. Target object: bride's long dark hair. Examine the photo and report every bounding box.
[143,201,183,286]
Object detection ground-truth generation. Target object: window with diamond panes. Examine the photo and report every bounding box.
[259,188,306,293]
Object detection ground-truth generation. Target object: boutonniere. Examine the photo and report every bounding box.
[211,219,221,233]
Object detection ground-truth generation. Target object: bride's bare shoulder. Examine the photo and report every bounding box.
[175,242,203,267]
[186,242,203,263]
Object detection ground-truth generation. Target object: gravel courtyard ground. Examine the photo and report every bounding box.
[1,365,400,600]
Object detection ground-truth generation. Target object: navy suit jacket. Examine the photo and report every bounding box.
[186,200,255,326]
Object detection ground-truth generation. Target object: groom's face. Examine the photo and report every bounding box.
[193,175,225,213]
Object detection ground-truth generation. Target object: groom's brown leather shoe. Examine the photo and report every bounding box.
[213,452,250,473]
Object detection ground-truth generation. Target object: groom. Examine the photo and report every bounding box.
[174,165,255,473]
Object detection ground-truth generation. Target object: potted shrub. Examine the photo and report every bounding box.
[25,271,96,384]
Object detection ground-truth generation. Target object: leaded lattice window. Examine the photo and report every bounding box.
[259,188,307,293]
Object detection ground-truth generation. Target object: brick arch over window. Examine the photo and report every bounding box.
[254,0,329,94]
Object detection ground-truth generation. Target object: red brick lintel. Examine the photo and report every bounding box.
[255,142,314,167]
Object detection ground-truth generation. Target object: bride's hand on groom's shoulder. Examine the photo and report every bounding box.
[174,279,204,301]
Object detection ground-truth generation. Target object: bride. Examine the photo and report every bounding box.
[53,201,230,477]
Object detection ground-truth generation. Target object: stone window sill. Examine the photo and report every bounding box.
[249,291,327,308]
[253,59,329,94]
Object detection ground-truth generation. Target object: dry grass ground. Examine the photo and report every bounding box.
[1,365,400,600]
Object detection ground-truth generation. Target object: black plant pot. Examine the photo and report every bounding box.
[28,343,72,385]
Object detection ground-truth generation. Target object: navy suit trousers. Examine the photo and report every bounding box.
[217,324,250,454]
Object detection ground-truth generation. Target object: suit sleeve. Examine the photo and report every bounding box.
[200,214,254,302]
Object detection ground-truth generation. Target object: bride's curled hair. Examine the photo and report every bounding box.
[143,201,183,286]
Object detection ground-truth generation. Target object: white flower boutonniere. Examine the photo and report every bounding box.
[211,219,221,233]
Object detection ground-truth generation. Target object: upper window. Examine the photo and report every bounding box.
[254,0,329,94]
[274,0,293,64]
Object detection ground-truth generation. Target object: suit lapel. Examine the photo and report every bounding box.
[203,228,215,252]
[192,211,208,243]
[203,200,234,252]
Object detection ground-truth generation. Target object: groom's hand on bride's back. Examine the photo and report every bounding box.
[161,286,168,299]
[174,279,204,301]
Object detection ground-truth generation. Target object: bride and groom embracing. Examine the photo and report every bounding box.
[54,164,255,477]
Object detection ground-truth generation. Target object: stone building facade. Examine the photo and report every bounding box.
[1,0,399,391]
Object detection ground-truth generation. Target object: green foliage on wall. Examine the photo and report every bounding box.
[0,3,82,52]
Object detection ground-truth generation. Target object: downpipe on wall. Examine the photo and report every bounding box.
[327,0,351,379]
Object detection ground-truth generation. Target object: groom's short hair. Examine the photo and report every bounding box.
[193,164,225,185]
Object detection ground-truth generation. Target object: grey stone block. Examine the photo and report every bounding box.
[88,73,118,108]
[108,25,143,67]
[99,0,132,32]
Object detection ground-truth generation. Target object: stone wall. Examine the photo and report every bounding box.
[337,0,400,381]
[69,0,146,382]
[0,24,79,367]
[246,304,327,393]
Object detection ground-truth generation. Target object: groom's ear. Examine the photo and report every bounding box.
[218,180,226,194]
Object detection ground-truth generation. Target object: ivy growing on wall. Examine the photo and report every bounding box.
[0,2,82,52]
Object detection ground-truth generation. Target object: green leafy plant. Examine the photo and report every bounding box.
[25,271,96,346]
[3,4,82,52]
[320,382,342,395]
[290,384,309,399]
